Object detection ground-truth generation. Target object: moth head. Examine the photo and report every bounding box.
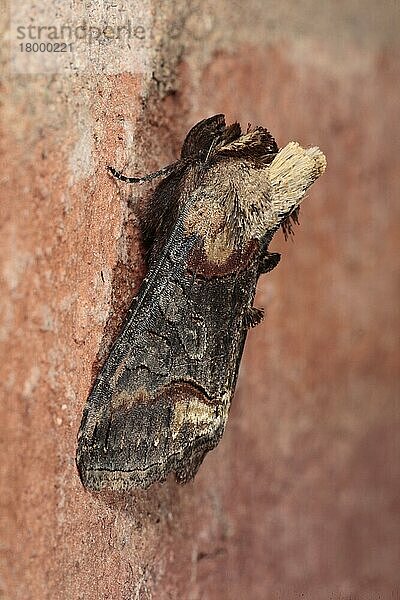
[184,125,326,264]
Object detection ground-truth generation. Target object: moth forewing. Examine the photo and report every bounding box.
[76,115,326,491]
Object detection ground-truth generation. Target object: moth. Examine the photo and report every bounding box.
[76,114,326,491]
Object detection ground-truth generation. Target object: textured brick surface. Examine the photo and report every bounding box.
[1,1,399,598]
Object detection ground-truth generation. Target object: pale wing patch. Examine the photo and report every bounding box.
[172,392,231,440]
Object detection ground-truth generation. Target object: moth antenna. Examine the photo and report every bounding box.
[107,159,186,184]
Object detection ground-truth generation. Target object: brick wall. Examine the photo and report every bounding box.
[1,1,399,598]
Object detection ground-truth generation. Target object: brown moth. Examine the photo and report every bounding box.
[76,114,326,490]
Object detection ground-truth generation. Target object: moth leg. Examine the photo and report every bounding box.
[244,306,265,329]
[258,251,281,275]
